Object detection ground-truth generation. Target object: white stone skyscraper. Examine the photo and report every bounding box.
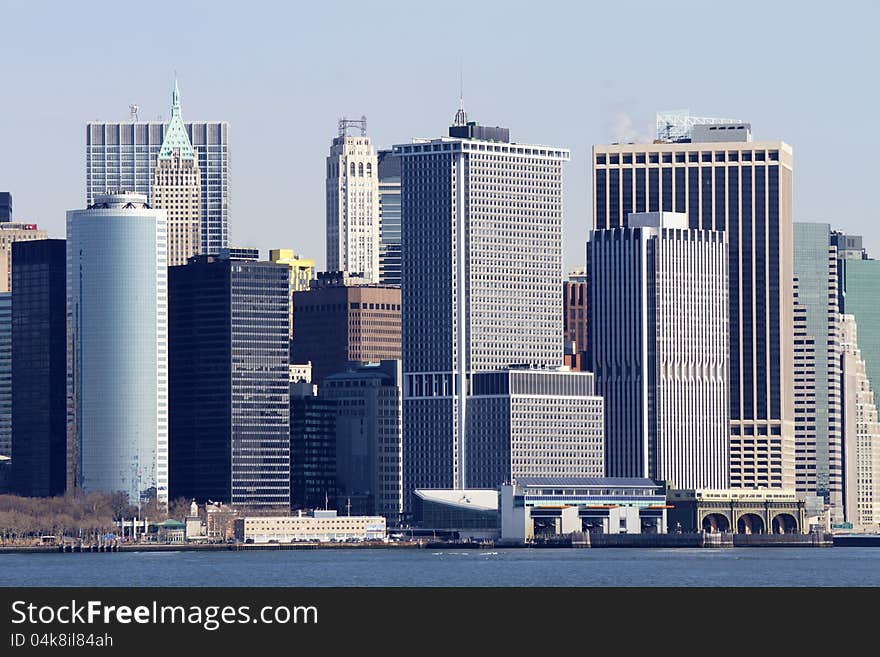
[841,314,880,530]
[326,119,380,283]
[589,211,729,489]
[67,192,168,506]
[397,110,585,502]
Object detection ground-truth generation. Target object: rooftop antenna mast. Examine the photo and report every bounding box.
[454,62,467,126]
[338,116,368,137]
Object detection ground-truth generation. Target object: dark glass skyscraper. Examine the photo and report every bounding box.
[290,383,336,511]
[593,136,795,490]
[0,192,11,222]
[11,239,67,497]
[169,254,290,507]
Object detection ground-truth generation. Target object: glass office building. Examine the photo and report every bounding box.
[86,120,229,255]
[67,193,168,505]
[840,258,880,401]
[378,150,402,286]
[169,254,290,507]
[11,239,67,497]
[0,293,10,458]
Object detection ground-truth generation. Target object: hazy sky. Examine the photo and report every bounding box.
[2,0,878,271]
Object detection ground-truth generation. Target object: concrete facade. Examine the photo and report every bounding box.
[667,488,806,534]
[590,211,729,489]
[841,314,880,530]
[234,511,386,543]
[397,114,570,498]
[291,274,401,384]
[326,133,380,283]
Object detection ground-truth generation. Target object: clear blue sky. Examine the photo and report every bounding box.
[2,0,878,270]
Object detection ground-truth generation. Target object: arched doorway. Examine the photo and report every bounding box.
[772,513,798,534]
[737,513,765,534]
[701,513,730,533]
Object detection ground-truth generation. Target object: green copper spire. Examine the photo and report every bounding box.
[158,77,195,161]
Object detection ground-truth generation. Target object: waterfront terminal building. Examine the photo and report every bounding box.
[234,510,386,543]
[412,477,668,542]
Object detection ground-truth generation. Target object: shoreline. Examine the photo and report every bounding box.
[2,533,877,553]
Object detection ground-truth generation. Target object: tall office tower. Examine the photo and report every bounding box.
[466,369,605,487]
[0,223,49,292]
[11,240,67,497]
[269,249,316,339]
[321,360,403,520]
[67,192,168,505]
[841,314,880,529]
[395,110,570,497]
[325,118,380,283]
[792,223,843,516]
[169,254,290,507]
[377,150,402,286]
[589,212,729,489]
[290,382,337,511]
[564,269,588,354]
[793,278,819,502]
[0,293,9,458]
[86,116,229,255]
[838,256,880,399]
[291,272,401,384]
[0,192,11,222]
[593,123,795,490]
[151,81,202,266]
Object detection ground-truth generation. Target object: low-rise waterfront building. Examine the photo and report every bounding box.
[234,510,386,543]
[666,488,806,534]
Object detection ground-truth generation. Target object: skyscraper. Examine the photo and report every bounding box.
[169,254,290,507]
[593,126,795,490]
[290,382,337,512]
[86,118,229,255]
[841,314,880,530]
[792,223,843,516]
[465,369,605,487]
[564,268,588,357]
[269,248,315,339]
[0,223,49,293]
[320,360,403,520]
[0,192,12,222]
[11,239,67,497]
[151,81,202,266]
[838,257,880,400]
[291,272,401,384]
[0,293,10,458]
[325,119,380,283]
[396,108,570,495]
[378,150,402,286]
[67,192,168,505]
[589,211,729,489]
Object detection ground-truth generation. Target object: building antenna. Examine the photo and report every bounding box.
[454,62,468,127]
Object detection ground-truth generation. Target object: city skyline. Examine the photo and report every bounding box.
[1,1,879,273]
